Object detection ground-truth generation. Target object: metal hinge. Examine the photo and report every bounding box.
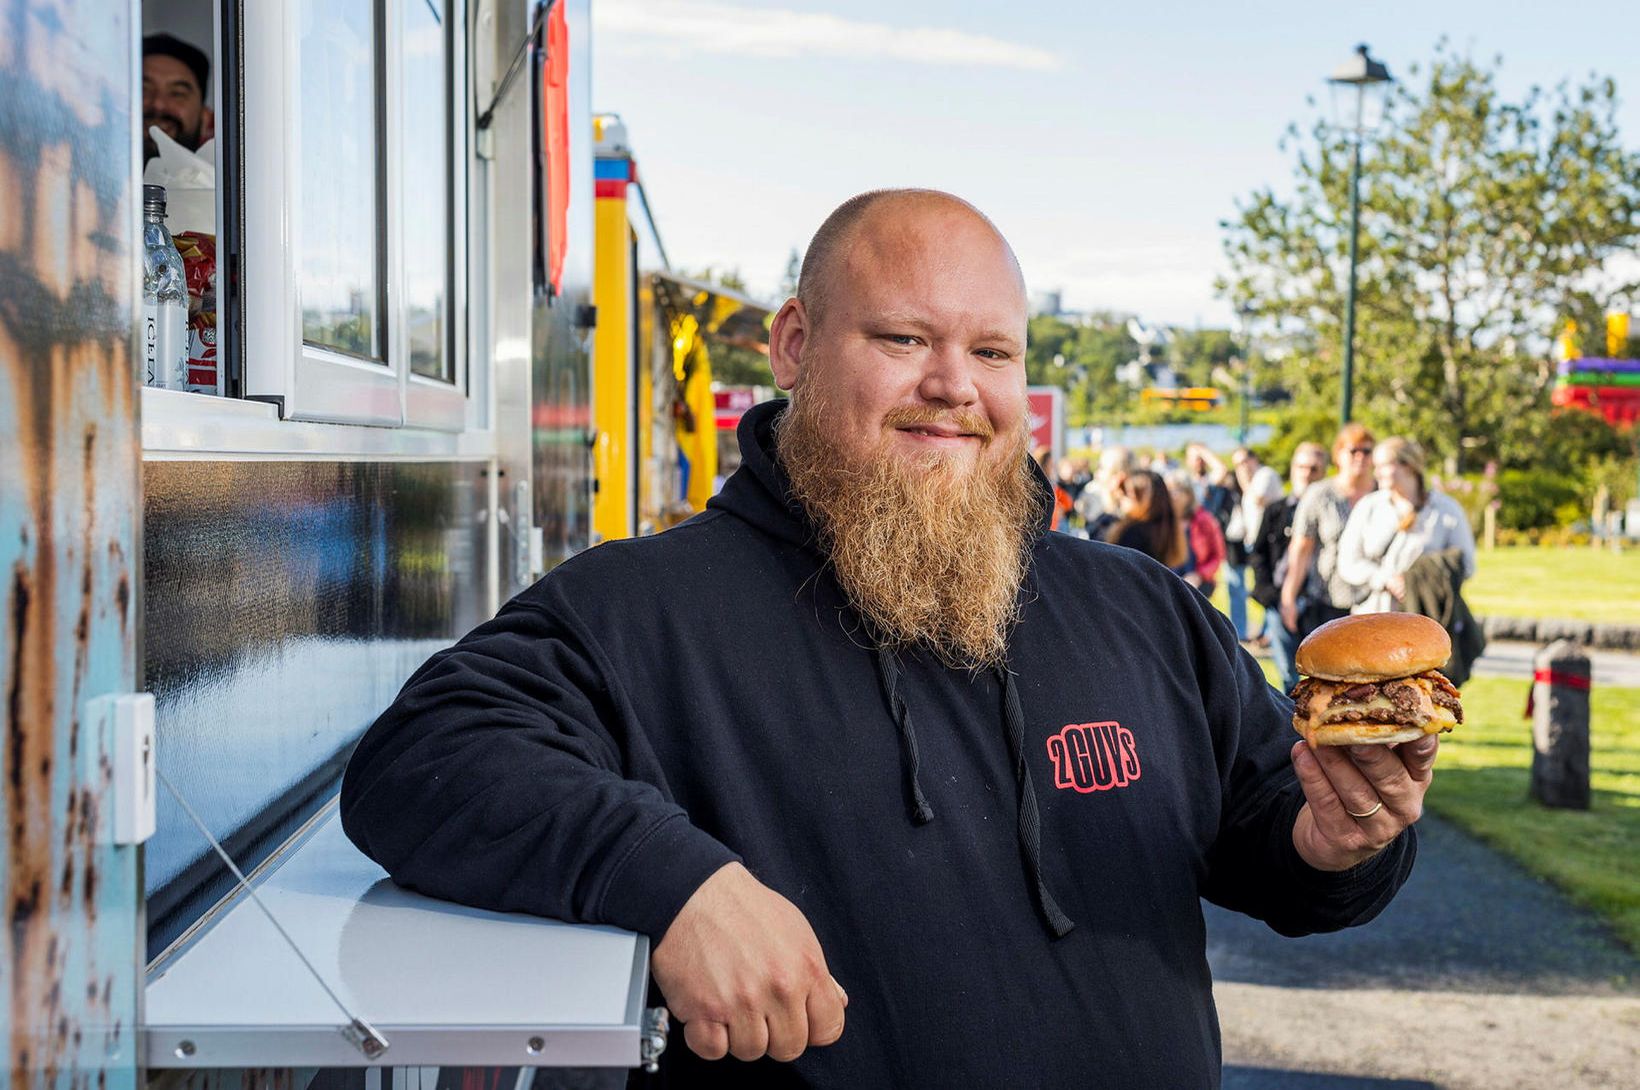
[514,479,543,586]
[640,1007,669,1073]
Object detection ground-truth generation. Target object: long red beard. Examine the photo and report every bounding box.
[775,391,1041,669]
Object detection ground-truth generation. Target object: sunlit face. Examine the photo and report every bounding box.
[1336,439,1375,477]
[142,54,205,155]
[1096,449,1127,491]
[770,201,1029,476]
[1373,450,1419,497]
[1289,451,1326,490]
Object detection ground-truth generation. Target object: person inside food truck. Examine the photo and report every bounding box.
[142,33,212,165]
[342,189,1435,1088]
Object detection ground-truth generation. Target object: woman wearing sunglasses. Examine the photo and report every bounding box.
[1336,437,1476,616]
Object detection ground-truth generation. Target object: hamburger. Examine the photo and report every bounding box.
[1289,613,1463,746]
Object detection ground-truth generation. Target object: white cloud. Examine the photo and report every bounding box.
[594,0,1062,72]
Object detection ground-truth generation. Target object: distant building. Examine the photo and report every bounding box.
[1030,289,1064,317]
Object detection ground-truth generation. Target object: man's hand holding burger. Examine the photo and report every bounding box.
[1290,732,1438,870]
[1283,614,1462,872]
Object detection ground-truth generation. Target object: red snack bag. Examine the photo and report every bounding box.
[174,231,217,394]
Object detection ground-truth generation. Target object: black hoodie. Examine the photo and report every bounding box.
[341,400,1415,1088]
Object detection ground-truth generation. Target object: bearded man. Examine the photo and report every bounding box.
[342,191,1434,1088]
[142,34,212,164]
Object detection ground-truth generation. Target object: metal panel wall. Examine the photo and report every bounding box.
[486,0,542,604]
[530,0,595,571]
[142,461,488,957]
[0,1,142,1085]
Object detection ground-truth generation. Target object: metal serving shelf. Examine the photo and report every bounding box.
[144,804,656,1069]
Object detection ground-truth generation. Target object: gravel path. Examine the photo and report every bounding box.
[1207,815,1640,1089]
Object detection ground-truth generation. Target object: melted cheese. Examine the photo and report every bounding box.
[1314,680,1436,723]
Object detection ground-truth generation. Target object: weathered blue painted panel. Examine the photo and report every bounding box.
[1,0,142,1086]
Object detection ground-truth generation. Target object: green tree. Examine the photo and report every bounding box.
[1168,328,1237,388]
[779,247,802,299]
[1023,314,1139,427]
[688,265,750,293]
[1220,42,1640,475]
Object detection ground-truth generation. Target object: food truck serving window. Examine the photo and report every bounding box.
[296,0,385,364]
[143,0,477,450]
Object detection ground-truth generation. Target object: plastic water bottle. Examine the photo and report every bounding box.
[141,184,188,390]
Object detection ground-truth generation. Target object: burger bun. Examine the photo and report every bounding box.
[1295,613,1451,683]
[1297,720,1430,748]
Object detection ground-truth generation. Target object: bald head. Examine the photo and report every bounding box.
[766,185,1031,481]
[796,189,1026,327]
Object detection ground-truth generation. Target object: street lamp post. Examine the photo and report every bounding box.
[1235,305,1254,445]
[1328,43,1392,427]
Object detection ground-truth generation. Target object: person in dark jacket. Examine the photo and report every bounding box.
[1400,547,1486,686]
[1251,443,1329,691]
[1104,469,1188,570]
[341,190,1436,1089]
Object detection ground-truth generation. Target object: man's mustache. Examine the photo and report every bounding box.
[881,405,995,442]
[145,112,187,132]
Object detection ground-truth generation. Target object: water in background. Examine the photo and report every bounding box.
[1069,423,1274,454]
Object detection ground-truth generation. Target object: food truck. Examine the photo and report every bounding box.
[590,115,773,543]
[1,0,761,1084]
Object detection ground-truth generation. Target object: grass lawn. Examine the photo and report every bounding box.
[1208,546,1640,628]
[1462,545,1640,624]
[1255,656,1640,954]
[1424,677,1640,954]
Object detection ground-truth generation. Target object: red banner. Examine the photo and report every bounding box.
[1027,387,1061,460]
[541,1,570,295]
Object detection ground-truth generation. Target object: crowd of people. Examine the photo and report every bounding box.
[1050,423,1483,691]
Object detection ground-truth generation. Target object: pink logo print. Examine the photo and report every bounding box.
[1046,722,1141,793]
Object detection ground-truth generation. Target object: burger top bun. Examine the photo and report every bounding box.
[1295,613,1452,682]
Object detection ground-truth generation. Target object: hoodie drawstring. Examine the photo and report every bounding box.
[871,647,1075,938]
[875,648,935,824]
[999,666,1076,938]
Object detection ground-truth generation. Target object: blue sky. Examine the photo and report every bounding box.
[592,1,1640,327]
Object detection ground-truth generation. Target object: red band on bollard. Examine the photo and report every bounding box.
[1531,669,1592,690]
[1525,668,1593,718]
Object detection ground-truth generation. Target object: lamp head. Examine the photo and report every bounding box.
[1327,44,1392,132]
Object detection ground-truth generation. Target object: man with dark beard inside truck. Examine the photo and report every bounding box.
[341,190,1437,1089]
[141,34,212,165]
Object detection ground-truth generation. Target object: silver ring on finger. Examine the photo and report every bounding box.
[1345,800,1384,820]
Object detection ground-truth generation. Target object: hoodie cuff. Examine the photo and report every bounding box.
[596,812,742,943]
[1284,820,1417,907]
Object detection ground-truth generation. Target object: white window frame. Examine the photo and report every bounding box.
[238,0,470,433]
[403,0,468,432]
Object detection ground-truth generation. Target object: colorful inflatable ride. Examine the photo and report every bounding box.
[1552,315,1638,427]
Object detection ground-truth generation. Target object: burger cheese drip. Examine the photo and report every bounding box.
[1290,671,1462,733]
[1287,613,1463,746]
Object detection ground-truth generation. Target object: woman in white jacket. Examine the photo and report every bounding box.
[1337,437,1476,614]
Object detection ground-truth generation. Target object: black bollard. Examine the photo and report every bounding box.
[1528,639,1591,810]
